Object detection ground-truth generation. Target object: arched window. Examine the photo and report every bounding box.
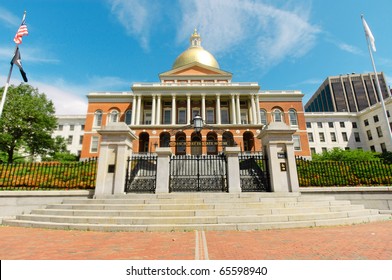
[94,110,103,127]
[272,108,283,122]
[175,132,186,155]
[288,109,298,126]
[159,132,171,147]
[206,132,218,155]
[108,109,119,123]
[260,109,267,125]
[125,110,132,125]
[222,131,234,147]
[139,132,149,153]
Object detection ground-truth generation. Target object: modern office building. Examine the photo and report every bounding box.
[305,73,392,153]
[80,30,311,159]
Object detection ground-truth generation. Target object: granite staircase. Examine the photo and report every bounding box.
[2,193,390,231]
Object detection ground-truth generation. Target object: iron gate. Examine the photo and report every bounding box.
[169,154,228,192]
[124,153,157,193]
[239,152,270,192]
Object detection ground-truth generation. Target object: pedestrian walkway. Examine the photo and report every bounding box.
[1,220,391,260]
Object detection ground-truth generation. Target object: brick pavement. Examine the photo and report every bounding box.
[0,220,391,260]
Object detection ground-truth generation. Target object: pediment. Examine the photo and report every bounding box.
[159,62,232,79]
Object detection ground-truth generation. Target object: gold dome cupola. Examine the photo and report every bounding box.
[172,29,220,69]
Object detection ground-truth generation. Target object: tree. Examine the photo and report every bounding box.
[0,84,58,163]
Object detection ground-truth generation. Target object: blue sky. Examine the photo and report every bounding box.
[1,0,392,115]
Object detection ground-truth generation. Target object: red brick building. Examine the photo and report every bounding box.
[81,30,310,159]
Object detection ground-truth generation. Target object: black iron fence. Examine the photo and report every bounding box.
[296,157,392,187]
[170,154,228,192]
[239,152,270,192]
[0,158,98,190]
[125,153,157,193]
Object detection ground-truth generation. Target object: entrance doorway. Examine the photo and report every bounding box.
[191,132,202,155]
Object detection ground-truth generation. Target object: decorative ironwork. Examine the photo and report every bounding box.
[125,153,157,193]
[239,152,270,192]
[169,154,228,192]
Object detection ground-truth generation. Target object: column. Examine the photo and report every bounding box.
[171,95,176,125]
[136,95,142,125]
[151,95,156,125]
[186,94,191,125]
[236,94,241,125]
[250,94,257,125]
[231,94,237,124]
[131,96,137,125]
[155,147,172,193]
[156,94,161,125]
[216,94,221,124]
[224,146,242,193]
[201,94,206,121]
[255,94,261,124]
[95,122,137,197]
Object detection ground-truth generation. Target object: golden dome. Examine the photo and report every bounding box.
[172,30,220,69]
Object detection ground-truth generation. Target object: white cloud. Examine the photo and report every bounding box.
[337,43,363,55]
[0,7,19,27]
[107,0,161,51]
[177,0,320,70]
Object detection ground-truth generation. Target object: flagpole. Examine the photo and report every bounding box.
[361,15,392,151]
[0,11,26,119]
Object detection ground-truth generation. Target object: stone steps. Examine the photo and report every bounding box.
[2,193,390,231]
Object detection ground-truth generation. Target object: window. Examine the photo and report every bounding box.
[352,122,357,128]
[373,115,379,123]
[319,132,325,142]
[328,122,334,128]
[340,122,345,128]
[293,135,301,150]
[192,108,200,118]
[370,145,375,152]
[306,122,311,128]
[221,108,230,124]
[288,109,298,126]
[108,110,119,123]
[317,122,323,128]
[79,136,83,145]
[330,132,336,142]
[273,109,283,122]
[342,132,348,142]
[206,109,215,124]
[364,119,369,126]
[387,110,390,118]
[70,124,75,131]
[354,132,361,142]
[381,143,387,153]
[367,130,373,140]
[163,109,171,124]
[322,147,327,153]
[376,126,383,138]
[240,110,248,124]
[67,136,73,145]
[91,136,99,153]
[94,110,103,127]
[125,110,132,125]
[81,125,85,131]
[308,133,314,142]
[144,111,152,125]
[260,110,267,125]
[178,109,186,124]
[310,148,316,154]
[58,125,63,131]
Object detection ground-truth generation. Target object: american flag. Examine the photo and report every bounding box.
[13,20,28,44]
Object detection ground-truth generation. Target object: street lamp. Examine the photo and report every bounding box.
[193,114,203,132]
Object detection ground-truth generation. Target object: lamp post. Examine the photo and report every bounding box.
[193,114,203,132]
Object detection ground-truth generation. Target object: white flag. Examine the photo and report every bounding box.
[362,16,376,52]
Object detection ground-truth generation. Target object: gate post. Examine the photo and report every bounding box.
[224,146,242,193]
[155,147,172,193]
[95,123,137,197]
[257,122,299,192]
